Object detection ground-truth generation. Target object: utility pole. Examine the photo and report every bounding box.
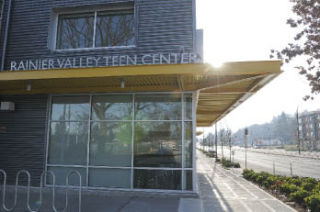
[221,129,224,159]
[296,108,301,155]
[202,127,205,151]
[244,128,248,169]
[215,124,218,160]
[227,129,232,161]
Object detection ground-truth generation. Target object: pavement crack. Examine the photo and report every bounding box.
[117,196,135,212]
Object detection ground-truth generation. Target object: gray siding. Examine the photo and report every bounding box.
[0,0,194,70]
[0,95,48,186]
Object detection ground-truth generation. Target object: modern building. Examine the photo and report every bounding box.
[0,0,281,193]
[299,110,320,150]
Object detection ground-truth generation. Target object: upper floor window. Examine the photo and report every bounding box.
[56,9,135,50]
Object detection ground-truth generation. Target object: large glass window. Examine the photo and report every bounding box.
[56,8,135,50]
[47,93,194,191]
[134,122,182,168]
[90,122,132,167]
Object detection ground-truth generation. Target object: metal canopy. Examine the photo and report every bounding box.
[0,61,282,127]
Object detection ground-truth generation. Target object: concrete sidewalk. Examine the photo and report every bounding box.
[197,151,297,212]
[0,151,297,212]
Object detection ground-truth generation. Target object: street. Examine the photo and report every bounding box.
[197,150,296,212]
[215,147,320,179]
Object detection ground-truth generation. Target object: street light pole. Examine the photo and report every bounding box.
[296,108,301,155]
[244,128,248,169]
[215,124,218,160]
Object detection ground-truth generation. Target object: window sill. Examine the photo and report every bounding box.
[52,45,137,53]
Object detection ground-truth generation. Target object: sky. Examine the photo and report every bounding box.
[196,0,320,134]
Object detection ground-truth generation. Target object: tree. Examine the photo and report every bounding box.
[271,0,320,100]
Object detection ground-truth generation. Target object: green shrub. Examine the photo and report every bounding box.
[305,194,320,212]
[262,176,278,189]
[243,169,255,180]
[302,182,317,192]
[312,182,320,194]
[289,189,309,205]
[256,172,270,186]
[302,177,318,185]
[279,182,299,196]
[233,162,240,168]
[286,177,302,186]
[221,158,240,168]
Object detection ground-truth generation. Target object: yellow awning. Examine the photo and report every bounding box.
[0,61,282,126]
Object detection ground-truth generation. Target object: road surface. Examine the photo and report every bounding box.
[215,147,320,179]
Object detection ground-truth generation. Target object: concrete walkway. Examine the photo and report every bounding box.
[0,152,298,212]
[197,150,297,212]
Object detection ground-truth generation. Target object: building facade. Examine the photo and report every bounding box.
[0,0,281,193]
[299,110,320,150]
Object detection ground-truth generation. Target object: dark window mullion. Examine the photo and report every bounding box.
[93,11,97,48]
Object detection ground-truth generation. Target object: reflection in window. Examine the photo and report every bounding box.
[184,94,192,120]
[51,96,90,121]
[134,122,182,168]
[134,170,181,190]
[48,122,88,165]
[184,122,193,168]
[47,94,194,191]
[55,8,135,50]
[90,122,132,167]
[92,95,132,120]
[89,168,131,188]
[57,13,94,49]
[96,11,135,47]
[47,167,86,186]
[183,171,193,191]
[135,94,181,120]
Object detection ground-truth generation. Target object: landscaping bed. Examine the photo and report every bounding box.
[243,169,320,212]
[198,148,240,168]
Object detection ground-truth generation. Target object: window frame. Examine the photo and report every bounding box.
[45,92,196,192]
[52,6,137,52]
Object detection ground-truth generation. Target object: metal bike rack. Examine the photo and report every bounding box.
[0,169,82,212]
[0,169,32,211]
[56,171,82,212]
[28,171,56,212]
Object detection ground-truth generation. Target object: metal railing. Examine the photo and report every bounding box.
[0,169,82,212]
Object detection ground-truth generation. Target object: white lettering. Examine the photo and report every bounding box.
[10,61,17,71]
[18,61,26,70]
[57,59,65,68]
[42,59,48,70]
[189,53,198,63]
[79,57,84,68]
[103,56,111,66]
[181,53,189,64]
[142,54,152,64]
[170,53,178,64]
[112,56,119,66]
[72,58,78,68]
[29,60,38,70]
[86,57,94,67]
[64,58,72,68]
[152,54,159,64]
[127,55,137,65]
[48,59,54,69]
[93,57,101,67]
[160,54,170,64]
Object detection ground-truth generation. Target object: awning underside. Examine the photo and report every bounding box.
[0,61,282,127]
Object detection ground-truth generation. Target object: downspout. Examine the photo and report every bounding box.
[1,0,12,71]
